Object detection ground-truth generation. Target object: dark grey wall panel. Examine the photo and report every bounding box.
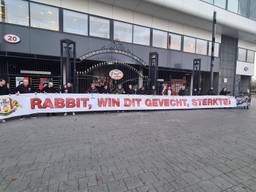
[0,23,220,72]
[218,35,238,95]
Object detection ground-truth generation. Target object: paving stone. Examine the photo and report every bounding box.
[1,105,256,192]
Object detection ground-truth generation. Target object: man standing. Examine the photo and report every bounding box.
[15,78,34,94]
[126,84,135,94]
[42,81,57,93]
[0,78,10,96]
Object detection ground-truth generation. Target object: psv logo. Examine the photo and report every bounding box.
[0,97,21,116]
[3,34,21,44]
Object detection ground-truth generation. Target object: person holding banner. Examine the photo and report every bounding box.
[87,83,99,94]
[127,84,135,95]
[15,78,34,94]
[0,78,10,96]
[62,82,75,116]
[115,84,126,94]
[42,81,58,93]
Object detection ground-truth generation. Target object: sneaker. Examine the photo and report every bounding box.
[64,112,67,116]
[1,119,6,123]
[72,112,76,116]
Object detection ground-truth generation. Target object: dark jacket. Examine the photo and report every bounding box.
[102,88,110,94]
[87,88,99,94]
[178,89,185,96]
[42,86,57,93]
[126,88,135,95]
[219,89,230,96]
[137,88,146,95]
[0,86,10,96]
[15,84,34,94]
[62,86,73,93]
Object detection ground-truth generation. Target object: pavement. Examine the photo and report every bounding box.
[0,101,256,192]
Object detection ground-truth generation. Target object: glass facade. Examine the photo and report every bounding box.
[183,37,196,53]
[196,39,208,55]
[208,42,220,57]
[201,0,255,21]
[89,16,110,39]
[133,25,150,46]
[168,33,182,50]
[153,29,167,48]
[249,0,256,20]
[247,50,255,63]
[63,10,88,35]
[31,3,59,31]
[227,0,238,13]
[1,0,29,26]
[238,48,247,62]
[114,21,132,43]
[215,0,226,8]
[0,1,224,58]
[238,0,249,17]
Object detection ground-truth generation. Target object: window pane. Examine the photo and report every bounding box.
[249,0,256,20]
[63,10,88,35]
[2,0,29,26]
[202,0,213,4]
[133,25,150,46]
[153,29,167,48]
[238,48,247,62]
[89,16,110,39]
[169,33,182,50]
[247,50,255,63]
[238,0,248,17]
[208,42,220,57]
[227,0,238,13]
[196,39,208,55]
[214,0,226,8]
[114,21,132,43]
[183,36,196,53]
[31,3,59,31]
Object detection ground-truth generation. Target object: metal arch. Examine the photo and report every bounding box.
[79,42,147,66]
[81,61,145,78]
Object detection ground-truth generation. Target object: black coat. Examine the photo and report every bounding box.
[15,84,34,94]
[126,88,135,95]
[0,86,10,95]
[87,88,99,94]
[42,86,57,93]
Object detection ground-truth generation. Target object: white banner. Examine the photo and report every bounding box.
[0,94,238,120]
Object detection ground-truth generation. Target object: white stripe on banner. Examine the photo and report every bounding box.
[0,94,238,120]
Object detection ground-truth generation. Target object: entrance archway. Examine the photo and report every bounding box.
[77,42,148,93]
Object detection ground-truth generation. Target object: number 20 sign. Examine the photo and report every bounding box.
[3,34,21,44]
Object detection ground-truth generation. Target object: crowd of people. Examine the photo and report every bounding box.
[0,77,231,96]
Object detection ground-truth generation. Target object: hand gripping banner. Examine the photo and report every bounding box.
[0,94,238,120]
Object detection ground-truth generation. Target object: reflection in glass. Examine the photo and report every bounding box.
[89,16,110,39]
[31,3,59,31]
[247,50,255,63]
[114,21,132,43]
[238,48,247,62]
[153,29,167,49]
[227,0,238,13]
[214,0,226,8]
[133,25,150,46]
[63,10,88,35]
[208,42,220,57]
[196,39,208,55]
[168,33,182,50]
[183,36,196,53]
[2,0,29,26]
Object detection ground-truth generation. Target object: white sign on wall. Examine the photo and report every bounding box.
[236,61,254,76]
[3,34,21,44]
